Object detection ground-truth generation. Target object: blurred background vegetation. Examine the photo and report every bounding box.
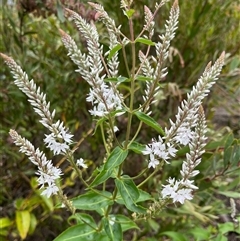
[0,0,239,240]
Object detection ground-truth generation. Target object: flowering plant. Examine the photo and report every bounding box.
[1,0,226,240]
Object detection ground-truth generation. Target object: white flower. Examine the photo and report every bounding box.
[174,126,194,145]
[41,184,59,198]
[161,178,193,204]
[44,133,70,155]
[76,158,88,168]
[171,188,193,204]
[148,154,159,168]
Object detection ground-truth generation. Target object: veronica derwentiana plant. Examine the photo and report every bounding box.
[2,0,225,240]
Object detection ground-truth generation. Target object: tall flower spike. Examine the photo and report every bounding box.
[1,53,73,155]
[142,0,179,109]
[165,52,225,143]
[161,106,208,204]
[9,129,62,198]
[63,11,123,117]
[88,2,120,77]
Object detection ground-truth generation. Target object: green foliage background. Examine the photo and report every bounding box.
[0,0,239,240]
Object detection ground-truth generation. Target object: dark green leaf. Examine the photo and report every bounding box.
[90,147,128,187]
[115,178,146,214]
[225,133,234,149]
[89,169,116,188]
[115,215,139,232]
[68,213,96,227]
[135,111,165,135]
[53,224,97,241]
[72,191,113,212]
[103,216,122,241]
[104,147,128,170]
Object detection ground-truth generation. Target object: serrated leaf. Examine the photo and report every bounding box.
[135,111,165,135]
[108,44,122,60]
[53,224,97,241]
[160,231,188,241]
[115,178,146,214]
[135,37,155,46]
[72,191,113,212]
[16,210,31,240]
[103,216,122,241]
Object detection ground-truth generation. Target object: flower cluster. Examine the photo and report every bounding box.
[9,129,62,198]
[0,53,74,156]
[142,136,177,168]
[161,106,207,204]
[61,9,123,117]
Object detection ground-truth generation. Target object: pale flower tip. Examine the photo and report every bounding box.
[198,105,204,115]
[59,28,66,37]
[64,8,76,17]
[219,51,225,64]
[205,61,212,70]
[0,53,13,63]
[173,0,179,9]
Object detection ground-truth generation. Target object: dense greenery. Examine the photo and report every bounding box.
[0,0,239,240]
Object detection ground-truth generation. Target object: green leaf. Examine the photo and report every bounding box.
[90,147,128,187]
[135,111,165,135]
[135,37,155,46]
[104,76,129,83]
[89,169,116,188]
[124,9,135,19]
[103,216,122,241]
[72,191,113,213]
[115,178,146,214]
[137,189,154,202]
[225,133,234,149]
[218,222,238,234]
[16,210,31,240]
[160,231,188,241]
[127,141,146,154]
[224,146,234,167]
[0,217,12,229]
[108,44,122,60]
[56,0,65,22]
[217,191,240,198]
[28,213,37,235]
[189,227,211,240]
[105,147,128,170]
[115,215,139,232]
[53,224,97,241]
[135,75,153,81]
[69,213,97,227]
